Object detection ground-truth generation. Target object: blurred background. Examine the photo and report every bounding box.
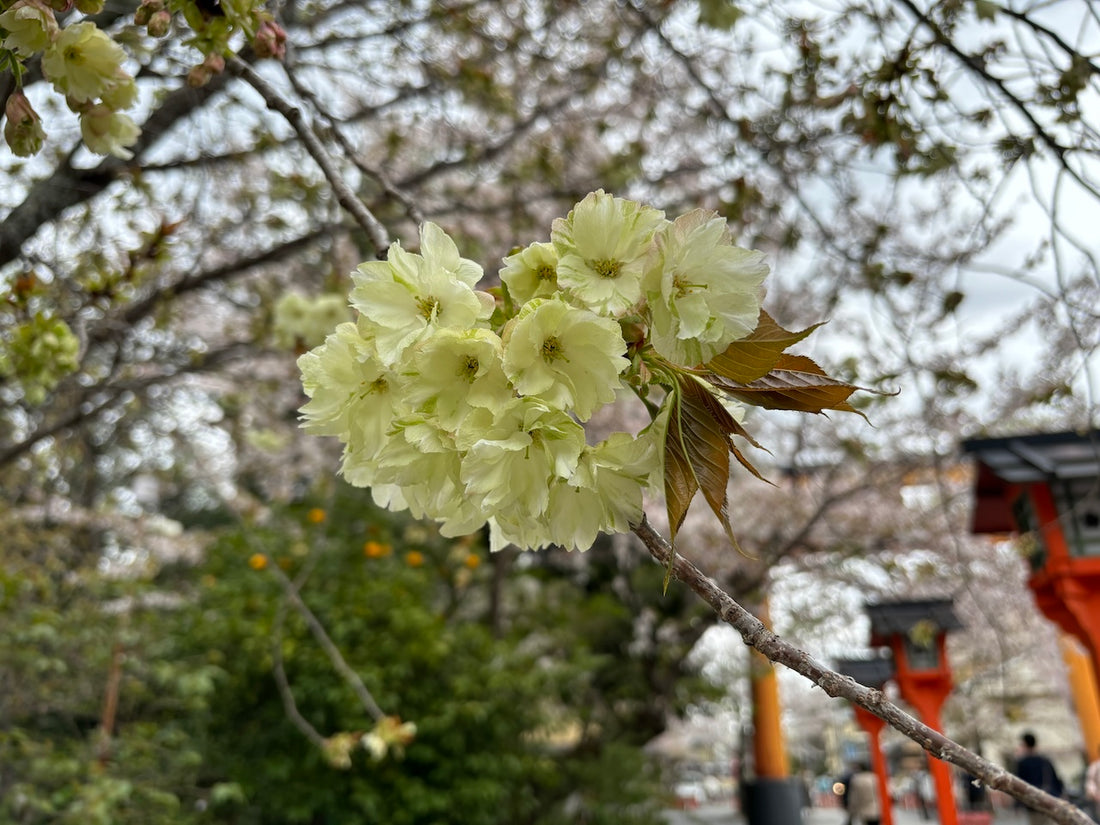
[2,0,1099,822]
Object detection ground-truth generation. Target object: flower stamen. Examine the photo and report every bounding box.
[459,355,479,381]
[591,259,622,279]
[541,336,567,362]
[416,295,440,320]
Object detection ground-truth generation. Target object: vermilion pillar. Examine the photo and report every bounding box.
[836,657,896,825]
[743,597,802,825]
[868,601,961,825]
[852,705,894,825]
[964,431,1100,762]
[1026,483,1100,672]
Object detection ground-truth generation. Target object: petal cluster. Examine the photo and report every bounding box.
[298,195,771,552]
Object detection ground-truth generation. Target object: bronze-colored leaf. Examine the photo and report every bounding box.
[705,309,823,384]
[663,376,753,568]
[679,376,737,546]
[709,353,867,416]
[663,388,699,548]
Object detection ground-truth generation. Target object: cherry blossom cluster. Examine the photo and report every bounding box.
[0,0,286,157]
[298,191,768,552]
[1,5,140,158]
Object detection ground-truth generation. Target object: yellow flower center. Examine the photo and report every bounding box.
[367,376,388,394]
[672,275,705,299]
[591,259,622,279]
[416,295,440,320]
[541,336,565,362]
[459,355,479,381]
[536,264,556,281]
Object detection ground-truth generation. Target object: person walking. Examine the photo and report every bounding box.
[1014,731,1064,825]
[846,761,882,825]
[1084,743,1100,821]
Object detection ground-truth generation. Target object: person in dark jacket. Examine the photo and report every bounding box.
[1014,731,1064,825]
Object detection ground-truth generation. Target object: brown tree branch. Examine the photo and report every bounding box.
[227,57,392,258]
[271,594,328,749]
[631,516,1094,825]
[0,70,236,268]
[87,225,338,348]
[892,0,1086,183]
[266,561,386,723]
[0,342,255,468]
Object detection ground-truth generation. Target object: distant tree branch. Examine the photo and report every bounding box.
[281,52,427,226]
[0,342,256,469]
[271,594,328,749]
[996,7,1100,78]
[87,225,339,348]
[267,561,386,723]
[892,0,1084,180]
[0,70,237,268]
[227,57,393,257]
[632,516,1095,825]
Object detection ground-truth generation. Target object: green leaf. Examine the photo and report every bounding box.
[705,309,822,384]
[708,353,867,416]
[698,0,743,30]
[973,0,998,21]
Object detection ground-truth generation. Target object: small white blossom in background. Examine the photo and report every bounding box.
[298,192,770,553]
[361,717,416,763]
[272,292,350,349]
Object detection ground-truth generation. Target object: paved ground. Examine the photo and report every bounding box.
[663,803,1032,825]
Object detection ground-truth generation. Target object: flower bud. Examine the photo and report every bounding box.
[252,18,286,60]
[202,53,225,74]
[146,9,171,36]
[44,0,71,12]
[186,65,211,87]
[4,92,47,157]
[133,0,154,25]
[74,0,105,13]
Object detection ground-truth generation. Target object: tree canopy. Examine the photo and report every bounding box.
[2,0,1099,822]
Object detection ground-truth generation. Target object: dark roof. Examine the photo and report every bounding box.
[961,430,1100,533]
[834,657,895,688]
[962,430,1100,483]
[865,599,962,641]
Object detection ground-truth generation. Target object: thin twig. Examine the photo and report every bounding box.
[631,516,1095,825]
[271,597,328,748]
[227,56,392,257]
[281,57,427,226]
[267,561,386,722]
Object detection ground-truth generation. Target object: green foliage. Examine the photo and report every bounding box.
[698,0,744,30]
[0,312,80,404]
[1,491,688,825]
